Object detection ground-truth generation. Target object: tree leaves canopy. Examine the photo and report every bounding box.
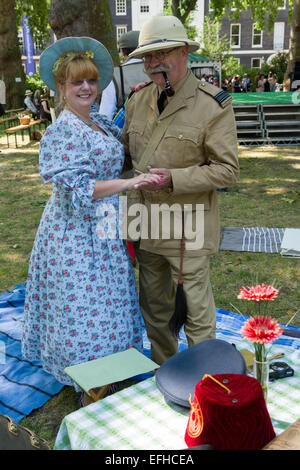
[209,0,294,31]
[15,0,50,47]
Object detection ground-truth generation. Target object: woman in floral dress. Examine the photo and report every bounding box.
[22,37,158,388]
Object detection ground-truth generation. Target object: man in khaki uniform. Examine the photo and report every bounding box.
[122,16,239,365]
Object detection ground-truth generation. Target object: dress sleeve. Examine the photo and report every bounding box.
[39,118,97,210]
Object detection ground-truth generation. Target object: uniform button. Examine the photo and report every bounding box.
[201,83,206,87]
[178,134,183,139]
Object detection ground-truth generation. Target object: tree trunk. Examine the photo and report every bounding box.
[0,0,26,109]
[171,0,198,24]
[285,0,300,85]
[48,0,119,65]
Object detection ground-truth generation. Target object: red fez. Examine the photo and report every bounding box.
[185,373,276,450]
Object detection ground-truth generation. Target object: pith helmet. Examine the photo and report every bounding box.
[129,15,199,58]
[118,30,140,50]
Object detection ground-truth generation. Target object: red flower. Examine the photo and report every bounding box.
[241,315,283,345]
[238,284,279,302]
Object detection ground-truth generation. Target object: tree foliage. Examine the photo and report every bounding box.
[209,0,294,32]
[199,17,231,61]
[15,0,50,47]
[164,0,197,39]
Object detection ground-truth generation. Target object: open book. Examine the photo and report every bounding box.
[64,348,159,397]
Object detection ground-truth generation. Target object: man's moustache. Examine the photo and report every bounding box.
[144,65,172,75]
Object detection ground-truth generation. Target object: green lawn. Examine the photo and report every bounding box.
[0,139,299,447]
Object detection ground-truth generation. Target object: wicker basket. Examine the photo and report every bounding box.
[20,116,31,125]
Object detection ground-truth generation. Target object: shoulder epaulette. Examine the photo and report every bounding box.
[198,82,232,108]
[214,90,232,107]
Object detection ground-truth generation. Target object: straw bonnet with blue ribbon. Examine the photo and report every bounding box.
[39,36,113,93]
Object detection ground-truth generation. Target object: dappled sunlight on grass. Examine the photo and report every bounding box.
[0,250,27,263]
[238,146,300,160]
[265,187,292,195]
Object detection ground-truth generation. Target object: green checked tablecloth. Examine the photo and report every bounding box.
[54,340,300,450]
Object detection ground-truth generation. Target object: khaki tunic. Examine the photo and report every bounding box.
[122,70,239,257]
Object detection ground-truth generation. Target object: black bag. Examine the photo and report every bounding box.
[0,414,50,450]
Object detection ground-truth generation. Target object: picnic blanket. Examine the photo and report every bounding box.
[54,309,300,450]
[220,227,286,253]
[0,285,64,422]
[280,229,300,258]
[1,284,300,425]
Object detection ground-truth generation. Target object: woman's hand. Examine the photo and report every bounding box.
[126,172,163,191]
[129,81,150,92]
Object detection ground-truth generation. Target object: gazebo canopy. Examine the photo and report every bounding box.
[188,52,214,63]
[187,52,222,85]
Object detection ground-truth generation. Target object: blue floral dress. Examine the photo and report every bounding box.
[22,111,143,387]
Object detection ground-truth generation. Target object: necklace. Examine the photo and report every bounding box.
[64,106,96,128]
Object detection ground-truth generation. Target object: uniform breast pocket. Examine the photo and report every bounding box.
[164,125,202,167]
[127,121,146,157]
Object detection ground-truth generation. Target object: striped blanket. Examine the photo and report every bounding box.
[220,227,285,253]
[1,284,300,423]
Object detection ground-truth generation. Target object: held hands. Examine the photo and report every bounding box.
[128,168,172,192]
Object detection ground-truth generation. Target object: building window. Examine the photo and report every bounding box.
[278,0,286,9]
[274,22,285,50]
[251,58,261,68]
[140,0,150,13]
[252,26,263,47]
[230,24,241,48]
[18,29,24,49]
[117,25,127,41]
[116,0,126,15]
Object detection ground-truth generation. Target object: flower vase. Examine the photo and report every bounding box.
[253,359,269,400]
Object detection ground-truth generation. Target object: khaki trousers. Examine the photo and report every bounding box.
[134,244,216,365]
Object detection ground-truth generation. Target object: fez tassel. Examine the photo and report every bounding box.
[169,217,187,338]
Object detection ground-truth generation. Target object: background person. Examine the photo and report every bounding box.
[40,92,52,121]
[33,89,41,116]
[256,73,265,92]
[22,37,159,390]
[231,74,241,93]
[24,90,38,117]
[122,16,239,365]
[242,73,251,92]
[0,78,6,116]
[99,30,148,120]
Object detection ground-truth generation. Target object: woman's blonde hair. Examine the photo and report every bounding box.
[54,55,100,105]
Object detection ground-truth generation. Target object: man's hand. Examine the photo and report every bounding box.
[137,168,172,192]
[149,168,172,190]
